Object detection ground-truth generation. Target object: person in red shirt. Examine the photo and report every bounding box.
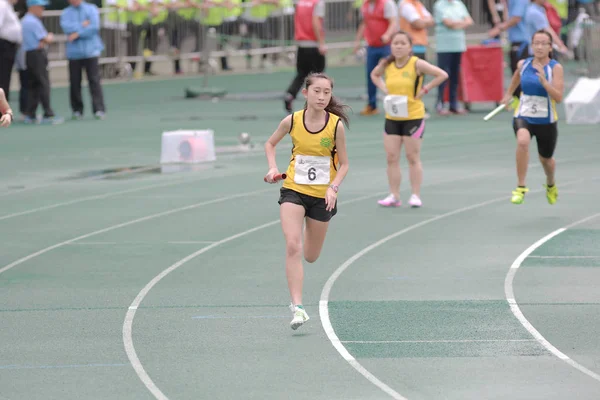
[283,0,327,113]
[353,0,398,116]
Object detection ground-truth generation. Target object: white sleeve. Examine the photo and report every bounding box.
[314,0,325,18]
[400,3,420,22]
[384,0,398,18]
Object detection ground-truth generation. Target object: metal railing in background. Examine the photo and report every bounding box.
[34,0,594,80]
[580,19,600,78]
[35,0,495,79]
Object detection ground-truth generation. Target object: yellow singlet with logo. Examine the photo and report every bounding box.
[384,56,425,121]
[283,110,340,199]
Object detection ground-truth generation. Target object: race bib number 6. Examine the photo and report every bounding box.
[520,94,549,118]
[383,95,409,118]
[294,155,330,185]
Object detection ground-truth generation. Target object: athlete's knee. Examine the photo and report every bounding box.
[516,129,530,149]
[285,238,302,259]
[538,154,555,164]
[406,152,421,166]
[304,250,319,264]
[386,151,400,165]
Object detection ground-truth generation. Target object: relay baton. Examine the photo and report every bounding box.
[264,173,287,183]
[483,104,507,121]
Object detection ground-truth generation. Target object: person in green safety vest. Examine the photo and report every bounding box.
[240,0,279,69]
[168,0,202,74]
[126,0,151,75]
[546,0,568,43]
[199,0,232,70]
[347,0,362,30]
[101,0,128,70]
[266,0,292,66]
[220,0,242,70]
[142,0,169,75]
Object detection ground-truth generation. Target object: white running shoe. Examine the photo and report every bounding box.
[408,194,422,208]
[289,303,309,330]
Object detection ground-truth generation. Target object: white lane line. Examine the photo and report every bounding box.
[121,191,390,400]
[0,188,270,276]
[341,339,536,343]
[0,168,266,222]
[505,212,600,383]
[319,177,589,400]
[67,241,218,245]
[527,256,600,259]
[122,173,582,400]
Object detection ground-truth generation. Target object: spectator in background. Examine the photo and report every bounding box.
[577,0,598,16]
[283,0,326,114]
[353,0,398,116]
[433,0,473,115]
[399,0,434,117]
[546,0,568,45]
[484,0,507,38]
[0,0,22,101]
[525,0,568,54]
[14,0,28,121]
[14,42,28,121]
[488,0,530,101]
[60,0,106,120]
[399,0,433,60]
[21,0,63,124]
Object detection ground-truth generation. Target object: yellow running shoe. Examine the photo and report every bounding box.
[511,186,529,204]
[545,183,558,204]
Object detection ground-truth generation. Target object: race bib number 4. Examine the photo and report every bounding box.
[520,94,549,118]
[294,155,330,185]
[383,95,409,118]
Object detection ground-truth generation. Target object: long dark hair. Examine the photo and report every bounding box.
[383,30,414,67]
[532,29,554,59]
[304,72,351,128]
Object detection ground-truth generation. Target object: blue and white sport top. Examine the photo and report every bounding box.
[515,57,559,124]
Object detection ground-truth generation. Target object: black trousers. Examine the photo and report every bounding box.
[25,49,54,118]
[68,57,105,114]
[509,42,529,98]
[0,38,18,102]
[19,69,28,115]
[286,46,326,99]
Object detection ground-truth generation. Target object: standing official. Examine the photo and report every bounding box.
[353,0,398,116]
[283,0,326,114]
[21,0,63,124]
[60,0,106,120]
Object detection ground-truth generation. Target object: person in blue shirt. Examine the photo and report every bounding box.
[524,0,567,54]
[488,0,530,98]
[21,0,63,124]
[501,30,564,205]
[60,0,106,120]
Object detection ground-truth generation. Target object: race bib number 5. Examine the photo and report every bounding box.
[294,155,330,185]
[383,95,409,118]
[520,94,549,118]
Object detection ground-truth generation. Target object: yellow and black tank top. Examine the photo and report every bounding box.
[283,110,340,198]
[384,56,425,121]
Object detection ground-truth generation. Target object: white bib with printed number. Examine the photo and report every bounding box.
[383,95,409,118]
[519,94,549,118]
[293,155,330,185]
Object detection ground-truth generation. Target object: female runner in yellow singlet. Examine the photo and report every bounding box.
[264,73,350,330]
[370,30,448,208]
